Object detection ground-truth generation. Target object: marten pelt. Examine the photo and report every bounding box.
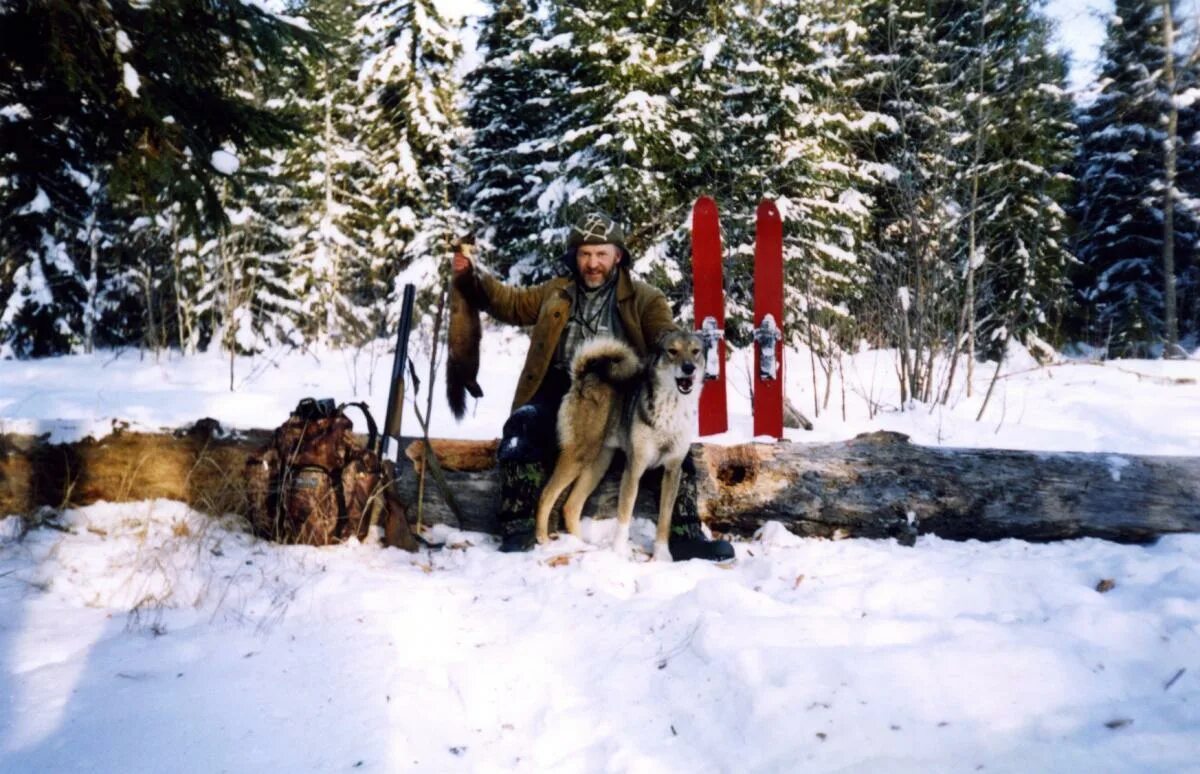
[446,241,483,420]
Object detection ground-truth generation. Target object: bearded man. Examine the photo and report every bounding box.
[451,212,734,561]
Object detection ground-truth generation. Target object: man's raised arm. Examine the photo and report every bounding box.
[451,247,547,327]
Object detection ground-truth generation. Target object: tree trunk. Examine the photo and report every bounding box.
[963,0,989,397]
[4,429,1197,546]
[1160,0,1181,356]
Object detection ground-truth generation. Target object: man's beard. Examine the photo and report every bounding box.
[581,267,615,289]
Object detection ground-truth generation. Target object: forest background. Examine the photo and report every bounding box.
[2,0,1198,408]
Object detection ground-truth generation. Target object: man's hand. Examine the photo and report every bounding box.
[452,234,476,276]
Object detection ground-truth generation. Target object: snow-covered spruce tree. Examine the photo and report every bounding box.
[1154,0,1200,355]
[704,0,878,363]
[112,161,291,361]
[180,10,318,358]
[159,208,218,354]
[128,2,317,357]
[849,0,965,402]
[1,3,112,356]
[947,0,1076,367]
[500,1,717,289]
[1177,50,1200,344]
[1074,0,1194,356]
[845,0,1074,399]
[357,0,470,331]
[462,0,563,280]
[464,0,746,306]
[645,4,753,337]
[0,0,315,356]
[217,147,308,355]
[465,0,882,355]
[278,0,379,346]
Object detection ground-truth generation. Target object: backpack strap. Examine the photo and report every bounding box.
[338,401,379,453]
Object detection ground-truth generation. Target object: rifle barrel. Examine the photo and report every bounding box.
[381,283,416,458]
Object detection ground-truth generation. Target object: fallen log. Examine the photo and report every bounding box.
[0,422,272,519]
[2,426,1198,544]
[394,431,1200,544]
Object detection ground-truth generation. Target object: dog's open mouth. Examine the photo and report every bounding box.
[675,376,695,394]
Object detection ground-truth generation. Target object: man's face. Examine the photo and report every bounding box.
[576,243,620,289]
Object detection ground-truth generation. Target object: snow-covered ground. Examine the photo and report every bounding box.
[2,335,1199,772]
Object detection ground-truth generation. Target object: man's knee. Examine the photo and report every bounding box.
[498,403,557,464]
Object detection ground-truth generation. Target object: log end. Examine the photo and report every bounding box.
[404,438,500,472]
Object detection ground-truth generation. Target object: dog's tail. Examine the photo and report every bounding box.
[570,337,640,387]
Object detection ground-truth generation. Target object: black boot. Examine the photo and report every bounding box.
[499,529,537,553]
[668,454,735,562]
[668,532,735,562]
[496,459,544,552]
[495,403,558,553]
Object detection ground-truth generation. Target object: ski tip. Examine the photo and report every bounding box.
[693,195,718,214]
[756,199,780,219]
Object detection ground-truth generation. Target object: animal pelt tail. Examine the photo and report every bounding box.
[446,281,484,420]
[570,337,641,389]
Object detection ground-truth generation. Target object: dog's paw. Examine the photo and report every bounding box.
[610,522,633,559]
[611,537,633,560]
[652,541,672,562]
[535,530,550,545]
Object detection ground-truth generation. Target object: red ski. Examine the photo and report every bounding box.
[753,199,784,439]
[692,196,727,436]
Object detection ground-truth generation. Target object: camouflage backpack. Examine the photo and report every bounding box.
[245,398,417,551]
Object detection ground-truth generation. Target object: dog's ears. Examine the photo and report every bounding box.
[654,329,703,349]
[653,331,683,360]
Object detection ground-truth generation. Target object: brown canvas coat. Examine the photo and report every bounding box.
[455,266,677,410]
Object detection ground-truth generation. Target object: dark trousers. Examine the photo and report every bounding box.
[495,373,704,541]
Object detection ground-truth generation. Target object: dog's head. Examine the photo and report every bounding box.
[655,331,706,396]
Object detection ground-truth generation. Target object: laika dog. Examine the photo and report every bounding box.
[534,330,706,561]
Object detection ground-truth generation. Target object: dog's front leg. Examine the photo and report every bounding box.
[612,459,646,558]
[653,461,683,561]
